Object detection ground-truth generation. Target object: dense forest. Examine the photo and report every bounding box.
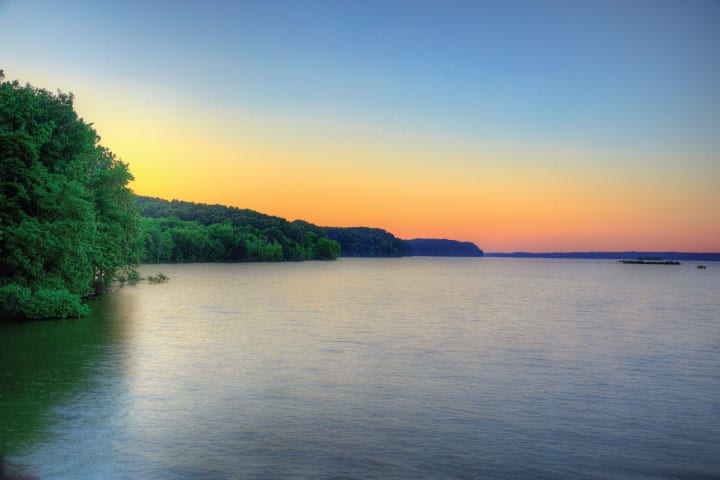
[322,227,409,257]
[135,198,485,260]
[0,72,139,320]
[136,197,423,259]
[321,229,485,257]
[404,239,484,257]
[136,196,340,263]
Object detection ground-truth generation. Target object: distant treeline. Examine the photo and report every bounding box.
[322,227,409,257]
[485,252,720,261]
[321,229,484,257]
[136,196,340,262]
[405,239,483,257]
[136,197,485,261]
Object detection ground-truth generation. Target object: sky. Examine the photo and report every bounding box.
[1,0,719,252]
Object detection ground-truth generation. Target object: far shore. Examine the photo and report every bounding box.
[485,252,720,262]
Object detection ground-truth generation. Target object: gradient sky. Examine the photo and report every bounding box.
[2,0,719,251]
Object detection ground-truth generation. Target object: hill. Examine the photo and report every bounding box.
[405,239,484,257]
[322,227,409,257]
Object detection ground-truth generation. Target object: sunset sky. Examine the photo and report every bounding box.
[2,0,719,252]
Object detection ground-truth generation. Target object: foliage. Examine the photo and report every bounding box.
[146,273,169,284]
[315,237,341,260]
[0,283,90,320]
[0,76,139,320]
[404,239,484,257]
[322,227,409,257]
[136,196,340,262]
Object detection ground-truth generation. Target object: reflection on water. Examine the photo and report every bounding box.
[0,294,133,477]
[1,258,719,479]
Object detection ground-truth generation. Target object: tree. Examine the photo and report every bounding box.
[87,146,140,290]
[315,237,341,260]
[0,77,139,320]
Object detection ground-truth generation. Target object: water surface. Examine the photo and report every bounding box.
[2,258,719,479]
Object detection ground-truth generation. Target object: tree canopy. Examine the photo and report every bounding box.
[322,227,409,257]
[135,196,340,263]
[0,76,139,320]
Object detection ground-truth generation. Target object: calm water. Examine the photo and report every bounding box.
[2,258,719,479]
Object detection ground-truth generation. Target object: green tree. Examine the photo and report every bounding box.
[0,76,139,320]
[315,237,341,260]
[87,146,139,290]
[209,220,242,261]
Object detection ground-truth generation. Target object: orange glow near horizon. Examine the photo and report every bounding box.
[66,82,720,254]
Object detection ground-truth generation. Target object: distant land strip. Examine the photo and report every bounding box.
[403,238,483,257]
[136,196,484,259]
[485,252,720,262]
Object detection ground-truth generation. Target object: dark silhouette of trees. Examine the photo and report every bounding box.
[322,227,409,257]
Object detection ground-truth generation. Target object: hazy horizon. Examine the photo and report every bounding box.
[2,0,718,252]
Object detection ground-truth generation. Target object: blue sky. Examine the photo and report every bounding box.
[2,0,719,250]
[6,0,718,149]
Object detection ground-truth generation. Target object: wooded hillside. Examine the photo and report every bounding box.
[135,196,340,263]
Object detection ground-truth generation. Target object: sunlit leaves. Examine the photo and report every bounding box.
[0,78,139,320]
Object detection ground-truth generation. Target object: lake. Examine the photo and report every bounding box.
[2,258,719,479]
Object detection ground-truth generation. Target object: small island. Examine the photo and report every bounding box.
[619,257,681,265]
